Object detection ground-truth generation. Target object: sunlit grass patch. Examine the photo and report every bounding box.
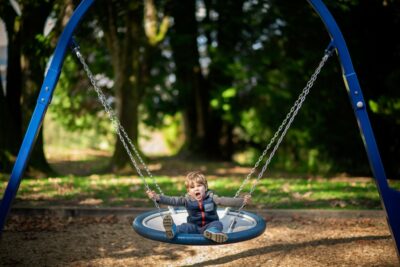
[1,173,399,209]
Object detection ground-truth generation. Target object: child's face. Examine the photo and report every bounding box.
[187,182,207,201]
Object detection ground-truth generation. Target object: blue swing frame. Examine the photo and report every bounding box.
[0,0,399,256]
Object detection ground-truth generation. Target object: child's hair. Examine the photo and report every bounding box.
[185,171,208,189]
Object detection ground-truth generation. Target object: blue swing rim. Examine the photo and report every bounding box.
[132,208,267,245]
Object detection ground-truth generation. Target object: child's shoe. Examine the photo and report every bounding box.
[163,214,177,239]
[203,227,228,243]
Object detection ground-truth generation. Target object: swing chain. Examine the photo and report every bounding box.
[230,48,333,229]
[73,47,164,211]
[73,41,333,229]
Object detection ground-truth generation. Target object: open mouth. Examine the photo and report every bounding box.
[195,192,201,198]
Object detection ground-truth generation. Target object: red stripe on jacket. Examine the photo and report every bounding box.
[198,201,205,226]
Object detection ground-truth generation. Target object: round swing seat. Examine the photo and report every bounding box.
[132,208,266,245]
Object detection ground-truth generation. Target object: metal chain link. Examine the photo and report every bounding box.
[234,88,309,198]
[73,42,332,226]
[73,48,163,211]
[234,49,333,214]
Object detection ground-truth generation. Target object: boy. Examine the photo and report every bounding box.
[146,171,251,243]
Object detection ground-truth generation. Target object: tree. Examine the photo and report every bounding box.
[94,0,169,171]
[0,2,22,172]
[168,0,211,158]
[0,0,56,174]
[333,0,400,178]
[168,0,247,160]
[204,0,246,160]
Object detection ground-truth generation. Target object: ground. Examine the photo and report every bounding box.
[1,210,398,266]
[1,155,399,265]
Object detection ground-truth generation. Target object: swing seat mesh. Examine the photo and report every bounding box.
[132,208,266,245]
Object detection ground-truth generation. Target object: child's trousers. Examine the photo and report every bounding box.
[177,220,223,234]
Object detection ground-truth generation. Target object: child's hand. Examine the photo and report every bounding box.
[243,194,252,206]
[146,190,160,201]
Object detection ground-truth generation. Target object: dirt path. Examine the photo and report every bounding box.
[0,212,398,266]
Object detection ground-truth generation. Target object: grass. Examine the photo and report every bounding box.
[23,117,399,210]
[1,171,399,210]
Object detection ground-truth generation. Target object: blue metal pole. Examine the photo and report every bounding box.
[0,0,95,234]
[308,0,400,258]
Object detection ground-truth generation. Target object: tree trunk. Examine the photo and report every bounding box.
[0,3,23,172]
[99,1,145,171]
[169,0,213,159]
[205,0,246,160]
[169,0,246,161]
[0,74,13,171]
[0,1,56,174]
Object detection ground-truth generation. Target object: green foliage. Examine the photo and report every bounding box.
[210,87,238,121]
[239,108,266,144]
[233,147,263,166]
[161,113,185,154]
[4,0,398,178]
[46,45,116,152]
[369,98,400,122]
[44,114,114,152]
[49,55,113,134]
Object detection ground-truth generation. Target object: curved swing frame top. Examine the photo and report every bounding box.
[0,0,399,255]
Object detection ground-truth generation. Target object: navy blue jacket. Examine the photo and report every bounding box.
[158,190,244,227]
